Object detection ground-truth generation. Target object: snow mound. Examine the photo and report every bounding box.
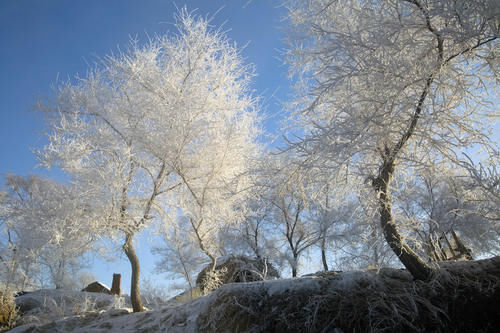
[13,289,130,328]
[10,291,213,333]
[9,256,500,332]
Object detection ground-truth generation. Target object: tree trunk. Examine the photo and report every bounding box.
[291,253,298,277]
[55,257,66,289]
[209,256,218,274]
[254,227,261,259]
[321,237,329,271]
[322,185,330,272]
[374,158,434,281]
[123,232,144,312]
[370,222,380,266]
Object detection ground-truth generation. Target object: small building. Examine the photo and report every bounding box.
[82,281,111,294]
[81,273,121,295]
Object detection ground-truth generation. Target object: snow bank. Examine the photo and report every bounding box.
[9,256,500,332]
[13,289,130,329]
[10,290,214,333]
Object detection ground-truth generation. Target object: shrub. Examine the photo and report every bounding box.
[0,291,18,330]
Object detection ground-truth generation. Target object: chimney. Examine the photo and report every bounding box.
[110,273,121,295]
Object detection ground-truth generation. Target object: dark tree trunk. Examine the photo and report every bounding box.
[368,63,437,280]
[292,253,298,277]
[321,237,329,271]
[373,157,434,281]
[123,232,144,312]
[254,227,261,259]
[54,257,66,289]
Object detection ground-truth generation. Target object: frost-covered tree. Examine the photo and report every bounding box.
[205,152,282,260]
[171,97,260,272]
[311,185,335,271]
[285,0,499,280]
[153,222,207,297]
[461,154,500,222]
[38,10,260,310]
[265,156,319,277]
[309,183,362,271]
[237,194,276,260]
[0,175,98,290]
[395,165,500,258]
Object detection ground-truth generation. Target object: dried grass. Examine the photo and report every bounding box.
[197,260,500,332]
[0,291,18,331]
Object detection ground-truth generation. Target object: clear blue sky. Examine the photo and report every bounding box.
[0,0,291,294]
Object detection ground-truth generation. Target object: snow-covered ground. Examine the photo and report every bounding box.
[9,277,328,332]
[9,257,500,332]
[10,286,224,332]
[12,289,131,329]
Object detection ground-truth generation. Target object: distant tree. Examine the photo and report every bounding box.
[266,156,319,277]
[238,194,275,260]
[139,277,170,310]
[38,10,260,310]
[395,165,500,258]
[285,0,499,280]
[153,222,207,297]
[461,154,500,221]
[0,174,97,290]
[78,271,97,290]
[309,183,360,271]
[208,155,283,261]
[312,185,334,272]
